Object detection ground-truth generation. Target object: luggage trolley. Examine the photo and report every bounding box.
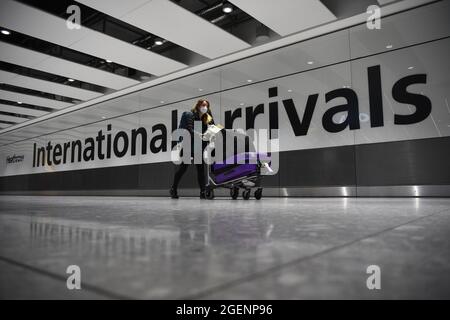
[201,126,273,200]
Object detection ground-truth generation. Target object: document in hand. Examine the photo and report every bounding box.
[202,124,224,141]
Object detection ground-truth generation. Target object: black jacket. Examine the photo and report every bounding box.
[178,110,214,157]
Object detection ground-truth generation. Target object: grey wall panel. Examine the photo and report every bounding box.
[27,171,61,191]
[0,165,140,191]
[138,162,174,189]
[279,145,356,187]
[1,137,449,196]
[61,171,82,191]
[0,173,28,191]
[175,164,204,189]
[260,170,280,188]
[355,137,450,186]
[83,165,139,190]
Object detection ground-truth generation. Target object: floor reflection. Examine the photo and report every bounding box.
[27,207,275,262]
[1,196,448,299]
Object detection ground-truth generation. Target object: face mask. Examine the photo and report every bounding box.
[199,106,208,114]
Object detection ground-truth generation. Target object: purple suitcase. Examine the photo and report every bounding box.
[212,152,270,184]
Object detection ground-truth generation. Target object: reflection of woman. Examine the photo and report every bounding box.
[170,99,215,199]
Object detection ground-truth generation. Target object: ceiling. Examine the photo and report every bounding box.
[0,0,394,133]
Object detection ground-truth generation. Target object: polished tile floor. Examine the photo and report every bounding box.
[0,195,449,299]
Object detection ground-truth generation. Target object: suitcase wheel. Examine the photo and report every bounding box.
[230,187,239,200]
[242,189,251,200]
[254,188,263,200]
[206,189,215,200]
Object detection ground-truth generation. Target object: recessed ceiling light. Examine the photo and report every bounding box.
[222,3,233,13]
[287,89,292,92]
[255,23,270,43]
[198,88,203,91]
[247,79,253,83]
[154,38,164,46]
[307,61,314,65]
[386,44,393,49]
[106,59,112,63]
[17,101,22,104]
[160,101,165,104]
[101,116,106,119]
[68,78,75,82]
[408,66,414,70]
[1,30,11,35]
[239,103,244,106]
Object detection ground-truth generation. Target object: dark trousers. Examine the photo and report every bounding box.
[172,163,206,191]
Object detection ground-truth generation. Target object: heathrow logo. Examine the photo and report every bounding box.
[6,154,24,164]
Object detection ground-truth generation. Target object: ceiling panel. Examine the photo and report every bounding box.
[0,42,139,90]
[220,29,349,91]
[0,89,72,110]
[0,103,49,117]
[0,0,187,76]
[228,0,336,36]
[0,114,29,123]
[77,0,251,59]
[349,0,450,59]
[0,70,102,101]
[377,0,398,5]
